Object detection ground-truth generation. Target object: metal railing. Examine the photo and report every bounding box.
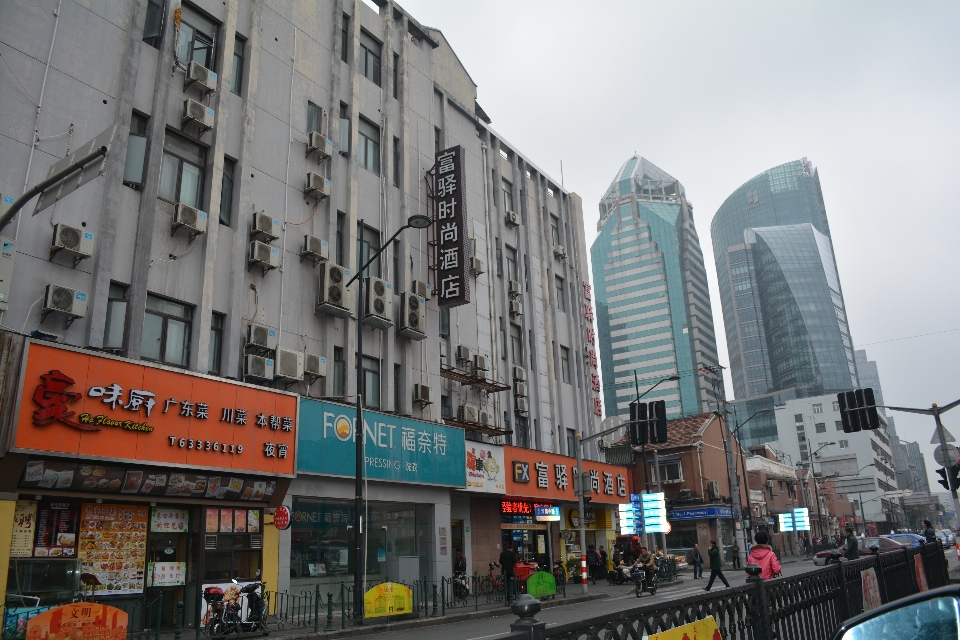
[494,541,951,640]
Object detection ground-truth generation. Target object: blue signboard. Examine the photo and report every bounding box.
[670,506,734,521]
[642,493,668,533]
[297,398,466,487]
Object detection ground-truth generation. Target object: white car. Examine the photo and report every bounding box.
[935,529,955,548]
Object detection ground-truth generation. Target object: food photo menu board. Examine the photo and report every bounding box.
[205,508,260,534]
[34,501,78,557]
[79,503,149,595]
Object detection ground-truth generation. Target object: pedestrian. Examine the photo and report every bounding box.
[746,530,782,579]
[499,543,517,585]
[598,545,608,580]
[923,520,938,544]
[730,540,741,569]
[453,547,467,574]
[586,544,600,585]
[843,527,859,561]
[703,541,730,591]
[612,544,622,567]
[687,544,704,579]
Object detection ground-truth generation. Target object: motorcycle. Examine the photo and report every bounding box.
[630,566,658,598]
[452,571,471,600]
[233,578,269,635]
[203,578,269,638]
[607,563,631,585]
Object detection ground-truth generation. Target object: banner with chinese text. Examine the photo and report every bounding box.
[433,146,470,308]
[11,500,37,557]
[504,446,627,503]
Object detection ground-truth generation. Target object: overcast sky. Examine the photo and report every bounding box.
[399,0,960,492]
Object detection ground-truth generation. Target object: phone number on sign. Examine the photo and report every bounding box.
[168,436,243,454]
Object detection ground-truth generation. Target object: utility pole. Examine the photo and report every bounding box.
[716,411,748,567]
[652,449,667,554]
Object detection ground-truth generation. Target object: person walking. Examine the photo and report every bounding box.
[598,545,608,580]
[746,530,782,579]
[843,527,859,561]
[923,520,938,544]
[499,543,517,588]
[688,544,704,579]
[586,544,600,585]
[730,540,741,569]
[703,541,730,591]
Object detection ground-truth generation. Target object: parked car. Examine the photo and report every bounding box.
[935,529,955,548]
[813,537,906,565]
[883,533,926,547]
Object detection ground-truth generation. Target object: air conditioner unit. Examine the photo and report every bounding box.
[515,398,529,414]
[708,480,721,500]
[473,354,489,371]
[300,234,329,265]
[509,300,523,317]
[471,258,485,275]
[244,354,274,381]
[274,348,304,381]
[480,412,494,427]
[41,284,87,322]
[504,211,519,227]
[458,404,479,424]
[172,203,208,238]
[439,342,447,358]
[363,276,393,329]
[766,480,775,490]
[474,368,488,382]
[397,291,426,339]
[412,279,431,301]
[513,382,528,397]
[307,131,333,160]
[248,240,279,273]
[553,244,568,260]
[182,99,214,132]
[50,224,93,263]
[513,366,526,382]
[246,323,278,352]
[316,262,351,317]
[184,60,217,95]
[304,353,327,379]
[456,345,471,362]
[679,489,692,499]
[508,280,522,298]
[250,211,280,243]
[305,172,331,200]
[413,383,431,406]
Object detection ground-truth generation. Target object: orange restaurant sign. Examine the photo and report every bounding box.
[12,341,297,476]
[503,446,627,504]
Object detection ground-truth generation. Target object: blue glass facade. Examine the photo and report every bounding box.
[711,159,858,408]
[592,157,722,420]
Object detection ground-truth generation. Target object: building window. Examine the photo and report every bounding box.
[555,276,565,312]
[208,312,224,375]
[832,401,840,411]
[501,179,513,213]
[158,132,206,208]
[307,102,322,134]
[496,241,503,278]
[103,283,128,350]
[839,440,849,449]
[333,347,345,397]
[812,403,823,414]
[499,318,506,361]
[505,245,518,282]
[440,395,452,419]
[141,294,192,367]
[794,414,804,423]
[815,423,826,433]
[143,0,164,48]
[340,15,349,63]
[338,102,350,156]
[560,346,571,384]
[362,356,381,410]
[357,118,380,175]
[529,330,535,371]
[176,6,216,70]
[566,429,576,457]
[835,421,844,431]
[356,223,381,277]
[524,256,530,292]
[650,460,683,483]
[219,157,235,226]
[510,324,523,367]
[231,36,244,94]
[394,363,402,413]
[439,307,450,338]
[123,114,148,188]
[550,215,561,247]
[392,53,399,99]
[359,31,381,86]
[335,211,345,265]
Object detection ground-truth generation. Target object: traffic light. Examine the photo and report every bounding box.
[937,468,950,490]
[650,400,668,443]
[629,402,648,446]
[936,465,960,491]
[837,387,881,433]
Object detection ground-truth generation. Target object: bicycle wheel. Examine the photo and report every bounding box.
[635,581,643,598]
[479,577,493,595]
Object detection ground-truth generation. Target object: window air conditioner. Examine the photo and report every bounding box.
[248,240,279,273]
[274,348,304,381]
[42,284,87,322]
[184,61,217,95]
[300,234,329,265]
[513,366,526,382]
[246,323,279,352]
[413,383,431,406]
[513,382,528,398]
[244,354,274,381]
[480,412,494,427]
[172,203,208,238]
[397,291,426,340]
[508,280,522,299]
[50,224,94,262]
[473,354,490,371]
[458,404,479,424]
[182,99,214,132]
[515,398,529,414]
[307,131,334,160]
[305,172,331,200]
[316,262,352,317]
[509,300,523,318]
[363,276,393,329]
[471,258,485,275]
[250,211,280,242]
[304,353,327,379]
[412,279,431,301]
[456,345,471,362]
[505,211,519,227]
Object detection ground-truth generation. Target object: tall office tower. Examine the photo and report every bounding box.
[592,156,723,419]
[711,159,859,447]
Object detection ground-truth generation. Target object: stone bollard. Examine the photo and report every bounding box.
[509,594,545,640]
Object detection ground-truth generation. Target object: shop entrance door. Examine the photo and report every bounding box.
[450,521,463,572]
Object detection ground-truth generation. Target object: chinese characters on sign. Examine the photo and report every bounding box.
[148,562,186,587]
[150,508,188,533]
[11,500,37,558]
[434,146,470,308]
[79,503,149,596]
[505,447,627,503]
[583,282,602,417]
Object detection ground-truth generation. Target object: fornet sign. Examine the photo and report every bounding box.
[434,145,470,308]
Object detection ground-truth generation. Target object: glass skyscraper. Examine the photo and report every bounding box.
[712,159,859,447]
[592,156,723,420]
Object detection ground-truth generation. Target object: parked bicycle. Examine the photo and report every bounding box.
[479,562,504,595]
[203,578,269,637]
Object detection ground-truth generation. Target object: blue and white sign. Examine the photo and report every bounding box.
[297,398,466,487]
[535,506,560,522]
[618,502,641,535]
[642,492,668,533]
[670,506,734,521]
[779,512,795,532]
[792,507,810,531]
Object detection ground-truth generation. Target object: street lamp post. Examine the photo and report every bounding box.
[716,409,768,567]
[730,410,769,546]
[853,463,875,535]
[345,214,432,622]
[800,443,835,539]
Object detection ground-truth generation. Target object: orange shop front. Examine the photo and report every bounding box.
[0,341,297,628]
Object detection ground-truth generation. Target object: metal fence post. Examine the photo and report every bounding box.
[313,584,319,633]
[431,583,439,617]
[835,559,850,622]
[326,592,334,631]
[509,595,546,640]
[340,583,346,629]
[174,602,183,640]
[747,572,773,640]
[155,591,163,640]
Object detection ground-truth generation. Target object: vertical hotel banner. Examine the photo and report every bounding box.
[10,341,297,476]
[434,145,470,308]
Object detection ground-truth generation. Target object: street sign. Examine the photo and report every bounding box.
[33,124,118,214]
[931,426,956,445]
[641,492,668,533]
[934,444,960,467]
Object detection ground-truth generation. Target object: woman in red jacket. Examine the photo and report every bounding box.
[746,530,782,579]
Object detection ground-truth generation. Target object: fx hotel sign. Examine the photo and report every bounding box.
[434,145,470,308]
